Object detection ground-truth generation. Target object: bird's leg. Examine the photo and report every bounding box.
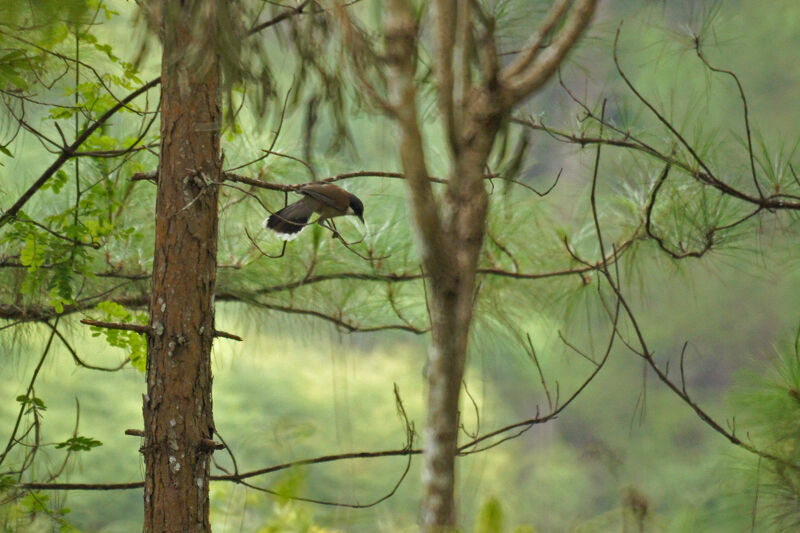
[317,217,340,239]
[328,219,340,239]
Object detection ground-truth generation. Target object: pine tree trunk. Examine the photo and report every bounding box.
[420,150,494,532]
[383,1,595,528]
[421,282,474,530]
[143,2,221,531]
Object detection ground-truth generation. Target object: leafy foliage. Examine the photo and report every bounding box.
[55,435,103,452]
[89,301,147,371]
[16,394,47,414]
[729,330,800,531]
[0,487,79,532]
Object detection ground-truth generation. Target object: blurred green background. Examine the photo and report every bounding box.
[1,1,800,531]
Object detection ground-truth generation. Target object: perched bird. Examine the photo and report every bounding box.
[264,183,364,240]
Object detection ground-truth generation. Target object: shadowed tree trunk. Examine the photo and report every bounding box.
[143,2,221,531]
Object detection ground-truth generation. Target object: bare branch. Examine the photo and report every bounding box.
[385,0,447,268]
[501,0,597,104]
[501,0,571,80]
[45,322,129,372]
[0,319,59,469]
[248,0,313,35]
[79,318,241,341]
[693,36,763,199]
[460,293,620,455]
[244,299,430,334]
[432,0,459,152]
[80,318,150,334]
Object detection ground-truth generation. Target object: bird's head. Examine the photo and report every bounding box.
[347,193,364,223]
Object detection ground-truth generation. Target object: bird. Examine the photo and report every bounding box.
[264,183,364,240]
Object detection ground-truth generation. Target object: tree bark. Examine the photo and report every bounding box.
[143,2,221,531]
[420,107,501,531]
[383,2,596,529]
[384,3,502,530]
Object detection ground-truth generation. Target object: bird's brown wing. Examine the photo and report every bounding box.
[299,183,348,212]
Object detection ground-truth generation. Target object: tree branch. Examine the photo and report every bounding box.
[501,0,597,104]
[247,0,313,35]
[385,0,447,272]
[0,77,161,228]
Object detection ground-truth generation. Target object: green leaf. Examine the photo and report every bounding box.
[129,335,147,372]
[51,297,65,314]
[0,50,27,63]
[20,492,49,513]
[0,64,29,91]
[55,436,103,452]
[475,497,505,533]
[0,143,12,158]
[20,267,46,296]
[87,134,117,151]
[77,32,97,44]
[50,107,77,120]
[48,262,74,306]
[93,43,118,62]
[0,475,16,491]
[93,302,147,372]
[41,169,69,194]
[16,394,47,414]
[96,301,133,321]
[20,233,45,271]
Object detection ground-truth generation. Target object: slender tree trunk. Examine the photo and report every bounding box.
[421,281,474,529]
[384,4,502,528]
[420,124,498,531]
[143,2,221,531]
[383,2,595,529]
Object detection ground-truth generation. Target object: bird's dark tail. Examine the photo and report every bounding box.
[264,200,314,240]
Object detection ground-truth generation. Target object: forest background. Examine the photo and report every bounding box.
[1,0,799,531]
